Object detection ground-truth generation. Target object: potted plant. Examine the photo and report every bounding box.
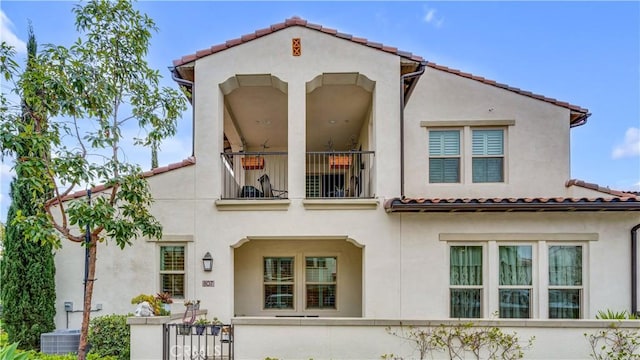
[177,323,191,336]
[241,156,265,170]
[193,317,210,336]
[155,292,173,315]
[209,317,224,336]
[183,299,200,311]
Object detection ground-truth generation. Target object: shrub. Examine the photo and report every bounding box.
[87,314,130,360]
[0,343,28,360]
[385,322,534,360]
[0,332,8,347]
[596,309,640,320]
[23,352,116,359]
[585,324,640,359]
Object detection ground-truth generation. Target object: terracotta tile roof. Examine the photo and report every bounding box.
[426,62,590,117]
[61,157,196,201]
[384,196,640,213]
[172,17,588,120]
[172,16,424,67]
[566,179,639,198]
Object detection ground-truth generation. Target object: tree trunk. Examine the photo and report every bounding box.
[77,237,97,360]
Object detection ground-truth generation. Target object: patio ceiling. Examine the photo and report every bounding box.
[223,73,372,152]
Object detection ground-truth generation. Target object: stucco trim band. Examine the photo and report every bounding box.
[302,198,379,210]
[215,199,291,211]
[439,233,598,242]
[420,120,516,127]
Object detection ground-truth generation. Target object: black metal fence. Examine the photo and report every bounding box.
[163,323,233,360]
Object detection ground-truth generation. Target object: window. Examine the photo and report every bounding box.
[429,130,460,183]
[498,246,532,318]
[160,246,185,298]
[548,246,582,319]
[305,174,346,198]
[264,257,295,309]
[472,129,504,182]
[448,240,586,320]
[306,175,321,198]
[306,257,337,309]
[450,246,483,318]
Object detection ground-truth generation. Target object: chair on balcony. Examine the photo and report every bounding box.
[346,175,360,197]
[258,174,287,199]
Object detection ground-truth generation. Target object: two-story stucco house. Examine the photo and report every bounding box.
[54,17,640,359]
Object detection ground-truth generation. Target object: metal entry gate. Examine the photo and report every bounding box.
[163,323,234,360]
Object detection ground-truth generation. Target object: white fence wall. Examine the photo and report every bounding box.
[232,318,640,360]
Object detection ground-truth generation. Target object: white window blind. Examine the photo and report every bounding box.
[429,130,460,183]
[160,246,185,298]
[472,129,504,182]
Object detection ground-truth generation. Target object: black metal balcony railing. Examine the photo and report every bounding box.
[163,323,233,360]
[305,151,374,199]
[221,152,289,199]
[220,151,374,199]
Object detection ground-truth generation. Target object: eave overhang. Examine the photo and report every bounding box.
[384,197,640,213]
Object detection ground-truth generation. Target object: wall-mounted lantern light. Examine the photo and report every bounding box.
[202,252,213,272]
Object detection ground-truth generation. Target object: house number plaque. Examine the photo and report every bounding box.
[202,280,215,287]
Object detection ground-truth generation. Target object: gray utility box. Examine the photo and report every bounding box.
[41,329,80,354]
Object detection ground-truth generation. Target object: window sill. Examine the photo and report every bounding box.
[302,198,378,210]
[215,199,290,211]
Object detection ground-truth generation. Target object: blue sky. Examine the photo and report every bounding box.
[1,1,639,220]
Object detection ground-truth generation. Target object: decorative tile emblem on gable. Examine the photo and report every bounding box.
[292,38,301,56]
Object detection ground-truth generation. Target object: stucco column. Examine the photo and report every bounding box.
[288,81,306,199]
[193,63,222,199]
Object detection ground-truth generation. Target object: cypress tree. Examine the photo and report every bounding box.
[0,23,56,351]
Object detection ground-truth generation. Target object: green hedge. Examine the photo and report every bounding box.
[87,314,130,360]
[24,352,116,360]
[0,343,116,360]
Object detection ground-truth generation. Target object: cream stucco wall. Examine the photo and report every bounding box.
[231,319,640,360]
[192,26,401,201]
[395,211,638,319]
[53,165,196,329]
[234,239,362,317]
[404,67,573,198]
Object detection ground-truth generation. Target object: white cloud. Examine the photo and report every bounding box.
[423,6,444,28]
[0,10,27,54]
[612,127,640,159]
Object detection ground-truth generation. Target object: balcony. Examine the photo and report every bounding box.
[220,151,374,200]
[221,152,288,199]
[305,151,374,199]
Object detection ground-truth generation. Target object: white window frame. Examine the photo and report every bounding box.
[423,121,513,184]
[446,236,589,320]
[546,244,585,319]
[471,128,505,183]
[263,256,296,310]
[495,243,536,319]
[262,252,340,314]
[304,256,338,310]
[159,244,186,299]
[428,129,462,184]
[448,244,486,318]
